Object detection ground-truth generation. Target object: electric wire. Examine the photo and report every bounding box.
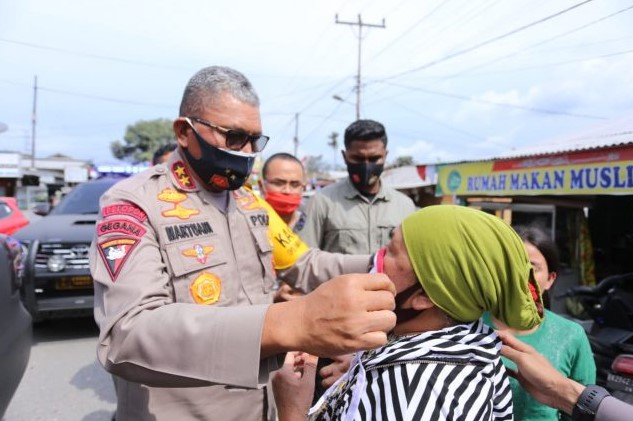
[0,37,188,70]
[443,3,633,79]
[378,0,595,81]
[379,81,607,120]
[462,48,633,76]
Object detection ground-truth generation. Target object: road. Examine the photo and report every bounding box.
[3,318,116,421]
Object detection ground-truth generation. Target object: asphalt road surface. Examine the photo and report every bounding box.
[3,317,116,421]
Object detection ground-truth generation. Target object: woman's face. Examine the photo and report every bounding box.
[525,240,556,292]
[382,227,418,293]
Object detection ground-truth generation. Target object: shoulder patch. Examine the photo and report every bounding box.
[102,202,147,222]
[172,161,197,191]
[97,237,140,282]
[97,218,146,237]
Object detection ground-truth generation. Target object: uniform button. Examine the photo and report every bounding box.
[156,167,165,173]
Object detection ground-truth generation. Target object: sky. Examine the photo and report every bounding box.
[1,0,633,168]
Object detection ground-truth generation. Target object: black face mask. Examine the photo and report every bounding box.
[369,248,421,325]
[393,283,422,324]
[183,126,256,191]
[345,161,384,190]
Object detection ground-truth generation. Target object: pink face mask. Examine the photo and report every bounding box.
[369,247,387,274]
[371,246,421,325]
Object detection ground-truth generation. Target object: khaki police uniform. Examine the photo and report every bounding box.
[90,150,369,421]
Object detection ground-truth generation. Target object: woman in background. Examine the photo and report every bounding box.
[483,224,596,421]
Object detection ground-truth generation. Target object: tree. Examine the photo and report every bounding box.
[392,155,415,167]
[111,118,175,163]
[304,155,328,177]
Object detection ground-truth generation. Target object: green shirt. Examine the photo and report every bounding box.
[483,310,596,421]
[298,178,416,254]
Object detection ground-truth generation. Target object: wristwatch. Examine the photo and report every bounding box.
[572,384,610,421]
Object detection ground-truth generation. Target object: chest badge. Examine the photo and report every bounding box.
[158,188,201,220]
[182,244,214,264]
[190,272,222,305]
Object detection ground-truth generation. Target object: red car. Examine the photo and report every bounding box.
[0,197,29,235]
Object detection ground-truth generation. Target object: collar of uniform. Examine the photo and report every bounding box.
[342,176,390,202]
[166,148,199,192]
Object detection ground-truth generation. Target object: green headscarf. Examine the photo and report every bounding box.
[401,205,543,330]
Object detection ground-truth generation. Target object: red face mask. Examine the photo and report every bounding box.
[264,191,302,216]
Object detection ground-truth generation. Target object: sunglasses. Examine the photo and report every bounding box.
[186,116,269,152]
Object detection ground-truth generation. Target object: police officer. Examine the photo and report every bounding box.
[90,66,396,420]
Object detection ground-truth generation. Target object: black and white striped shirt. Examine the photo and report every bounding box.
[309,319,513,421]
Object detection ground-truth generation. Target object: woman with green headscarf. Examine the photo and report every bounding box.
[274,205,544,421]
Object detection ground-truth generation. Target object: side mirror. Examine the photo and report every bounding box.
[32,203,50,216]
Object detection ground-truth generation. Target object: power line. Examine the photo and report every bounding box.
[0,37,188,70]
[379,81,607,120]
[379,0,595,81]
[444,3,633,79]
[464,48,633,76]
[367,0,453,63]
[363,85,487,142]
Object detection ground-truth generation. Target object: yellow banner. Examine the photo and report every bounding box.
[437,146,633,196]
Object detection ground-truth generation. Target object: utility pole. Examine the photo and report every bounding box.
[31,75,38,169]
[335,14,385,120]
[293,112,299,157]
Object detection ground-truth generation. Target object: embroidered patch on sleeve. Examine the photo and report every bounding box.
[97,237,140,282]
[190,272,222,304]
[97,219,147,237]
[102,202,147,222]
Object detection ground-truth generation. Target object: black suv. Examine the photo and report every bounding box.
[14,177,122,321]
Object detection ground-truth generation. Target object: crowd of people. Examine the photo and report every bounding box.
[89,65,632,420]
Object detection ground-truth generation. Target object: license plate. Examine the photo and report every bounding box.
[55,276,93,290]
[607,372,633,393]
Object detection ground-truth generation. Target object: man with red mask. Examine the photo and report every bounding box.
[259,153,308,304]
[259,153,306,231]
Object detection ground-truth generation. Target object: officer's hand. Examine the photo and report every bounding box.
[303,273,395,356]
[262,273,395,358]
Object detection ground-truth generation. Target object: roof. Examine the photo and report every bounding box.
[495,112,633,160]
[381,165,436,189]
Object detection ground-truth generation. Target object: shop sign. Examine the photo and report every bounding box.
[0,152,20,178]
[437,145,633,196]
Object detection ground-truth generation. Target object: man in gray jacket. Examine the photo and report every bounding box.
[299,119,416,255]
[90,66,396,420]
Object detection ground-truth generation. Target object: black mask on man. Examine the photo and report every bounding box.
[183,124,256,191]
[345,161,384,190]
